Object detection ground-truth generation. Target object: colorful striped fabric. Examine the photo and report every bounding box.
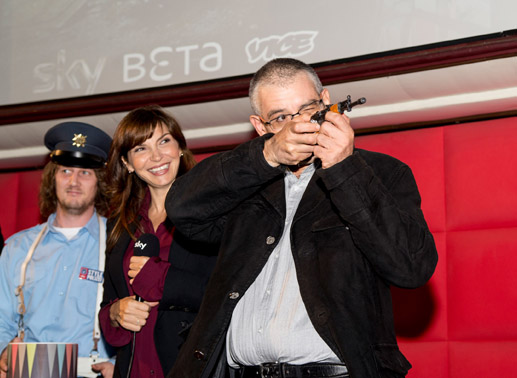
[7,343,77,378]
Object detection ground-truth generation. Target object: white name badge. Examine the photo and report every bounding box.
[78,267,104,283]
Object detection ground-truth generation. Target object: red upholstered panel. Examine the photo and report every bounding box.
[0,170,43,240]
[448,228,517,340]
[15,170,44,231]
[0,173,20,239]
[449,341,517,377]
[399,341,448,378]
[444,118,517,231]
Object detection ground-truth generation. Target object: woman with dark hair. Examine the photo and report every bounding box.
[99,105,216,378]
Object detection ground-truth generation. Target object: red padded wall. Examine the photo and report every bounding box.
[1,116,516,377]
[0,170,43,239]
[355,116,517,377]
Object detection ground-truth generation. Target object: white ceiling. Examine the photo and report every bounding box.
[1,56,516,170]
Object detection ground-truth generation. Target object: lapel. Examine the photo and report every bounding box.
[260,175,286,220]
[293,167,327,223]
[259,164,327,223]
[109,226,133,298]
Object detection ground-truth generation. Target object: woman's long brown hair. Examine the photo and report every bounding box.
[106,105,196,252]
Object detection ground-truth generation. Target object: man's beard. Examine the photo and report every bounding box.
[58,197,95,216]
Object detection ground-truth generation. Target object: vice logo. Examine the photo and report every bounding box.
[245,31,318,64]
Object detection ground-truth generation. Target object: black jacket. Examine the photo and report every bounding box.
[165,135,438,378]
[101,222,217,377]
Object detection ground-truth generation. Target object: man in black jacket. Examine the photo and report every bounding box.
[165,58,438,378]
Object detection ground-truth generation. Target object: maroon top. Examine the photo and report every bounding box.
[99,191,172,377]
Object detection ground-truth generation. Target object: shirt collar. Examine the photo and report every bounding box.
[285,162,316,182]
[46,210,100,240]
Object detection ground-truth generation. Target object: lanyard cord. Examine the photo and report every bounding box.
[15,214,105,355]
[92,213,106,355]
[14,223,46,339]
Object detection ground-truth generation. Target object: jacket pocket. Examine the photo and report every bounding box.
[311,213,346,232]
[372,344,412,377]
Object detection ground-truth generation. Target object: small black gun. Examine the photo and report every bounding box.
[310,95,366,125]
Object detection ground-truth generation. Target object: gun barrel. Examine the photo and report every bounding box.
[311,96,367,125]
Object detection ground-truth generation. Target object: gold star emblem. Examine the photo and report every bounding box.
[72,133,87,147]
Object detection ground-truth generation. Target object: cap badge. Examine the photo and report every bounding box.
[72,133,87,148]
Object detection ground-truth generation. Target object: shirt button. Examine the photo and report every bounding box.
[266,236,275,245]
[63,266,68,271]
[194,350,205,360]
[229,292,240,300]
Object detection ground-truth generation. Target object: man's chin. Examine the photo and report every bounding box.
[59,201,94,216]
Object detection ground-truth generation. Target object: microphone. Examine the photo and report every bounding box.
[132,233,160,302]
[127,233,160,378]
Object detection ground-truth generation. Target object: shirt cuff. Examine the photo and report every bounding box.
[98,299,132,347]
[131,257,170,302]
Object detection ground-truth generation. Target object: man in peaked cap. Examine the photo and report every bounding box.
[0,122,115,378]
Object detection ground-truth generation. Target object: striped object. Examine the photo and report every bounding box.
[7,343,77,378]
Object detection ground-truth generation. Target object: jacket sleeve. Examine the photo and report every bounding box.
[317,150,438,288]
[166,135,283,244]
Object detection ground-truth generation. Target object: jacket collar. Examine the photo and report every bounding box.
[260,175,286,218]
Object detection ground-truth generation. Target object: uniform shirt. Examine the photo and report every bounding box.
[0,212,111,359]
[227,164,341,367]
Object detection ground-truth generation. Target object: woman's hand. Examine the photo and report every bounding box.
[108,296,158,332]
[128,256,150,285]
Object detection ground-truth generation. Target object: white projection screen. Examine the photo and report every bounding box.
[1,0,516,106]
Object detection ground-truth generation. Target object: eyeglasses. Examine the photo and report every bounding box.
[260,99,325,128]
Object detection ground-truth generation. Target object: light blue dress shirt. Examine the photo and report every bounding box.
[0,212,111,359]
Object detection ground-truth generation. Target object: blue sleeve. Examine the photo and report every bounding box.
[0,238,22,352]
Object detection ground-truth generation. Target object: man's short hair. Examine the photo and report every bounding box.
[38,161,109,219]
[249,58,323,115]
